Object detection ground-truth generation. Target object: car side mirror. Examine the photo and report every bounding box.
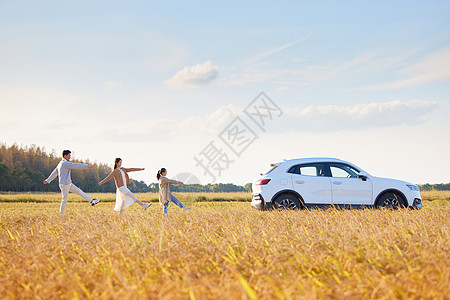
[357,172,367,181]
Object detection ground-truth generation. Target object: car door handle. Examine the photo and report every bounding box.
[332,181,342,185]
[295,180,305,184]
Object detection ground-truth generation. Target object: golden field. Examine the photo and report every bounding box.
[0,190,448,204]
[0,191,449,299]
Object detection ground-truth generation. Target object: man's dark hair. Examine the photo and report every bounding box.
[62,150,71,157]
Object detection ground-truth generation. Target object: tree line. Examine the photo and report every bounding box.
[419,183,450,191]
[0,143,250,193]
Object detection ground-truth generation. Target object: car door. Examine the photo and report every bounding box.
[328,163,373,205]
[289,163,332,204]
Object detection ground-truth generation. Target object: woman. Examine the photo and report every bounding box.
[157,168,190,215]
[98,158,151,212]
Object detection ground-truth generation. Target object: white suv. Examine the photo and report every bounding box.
[251,158,422,210]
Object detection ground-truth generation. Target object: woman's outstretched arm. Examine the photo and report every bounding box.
[98,171,115,185]
[122,167,145,172]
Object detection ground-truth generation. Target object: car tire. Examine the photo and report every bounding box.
[376,192,406,209]
[273,194,301,210]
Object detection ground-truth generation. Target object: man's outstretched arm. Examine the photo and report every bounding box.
[43,167,58,184]
[66,161,94,169]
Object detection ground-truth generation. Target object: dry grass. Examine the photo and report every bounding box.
[0,192,449,299]
[1,190,448,204]
[420,190,450,206]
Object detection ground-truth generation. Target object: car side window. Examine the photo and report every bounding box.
[299,166,317,176]
[329,163,359,178]
[287,165,299,174]
[288,163,325,176]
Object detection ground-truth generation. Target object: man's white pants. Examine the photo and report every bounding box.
[59,184,93,214]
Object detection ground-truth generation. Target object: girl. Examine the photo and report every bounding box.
[99,158,151,212]
[157,168,190,215]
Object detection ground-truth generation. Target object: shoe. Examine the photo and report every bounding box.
[182,206,191,211]
[143,203,152,210]
[91,199,101,206]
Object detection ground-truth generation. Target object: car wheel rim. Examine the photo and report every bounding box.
[382,196,399,208]
[277,198,297,210]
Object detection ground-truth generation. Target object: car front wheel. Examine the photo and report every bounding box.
[273,194,301,210]
[376,192,405,209]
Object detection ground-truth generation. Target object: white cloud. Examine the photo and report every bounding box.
[165,61,219,88]
[283,99,438,130]
[2,83,435,145]
[353,47,450,91]
[88,99,438,143]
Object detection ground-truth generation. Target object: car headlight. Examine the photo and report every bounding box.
[407,184,420,191]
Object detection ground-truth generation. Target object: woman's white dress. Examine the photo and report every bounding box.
[114,169,138,211]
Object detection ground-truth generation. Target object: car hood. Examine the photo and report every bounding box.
[371,176,414,186]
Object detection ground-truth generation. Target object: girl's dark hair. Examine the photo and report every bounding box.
[113,158,122,170]
[157,168,166,180]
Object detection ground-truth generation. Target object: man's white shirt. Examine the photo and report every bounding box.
[45,159,89,185]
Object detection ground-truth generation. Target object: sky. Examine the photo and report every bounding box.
[1,1,449,185]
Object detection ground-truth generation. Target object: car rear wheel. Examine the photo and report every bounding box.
[273,194,301,210]
[376,192,405,209]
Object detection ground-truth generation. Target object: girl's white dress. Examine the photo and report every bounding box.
[114,169,138,211]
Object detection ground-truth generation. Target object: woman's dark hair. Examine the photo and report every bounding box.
[157,168,166,180]
[113,158,122,170]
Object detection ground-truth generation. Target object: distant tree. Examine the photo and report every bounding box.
[420,183,432,191]
[419,183,450,191]
[0,163,14,191]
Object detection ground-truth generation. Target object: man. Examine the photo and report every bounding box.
[44,150,100,214]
